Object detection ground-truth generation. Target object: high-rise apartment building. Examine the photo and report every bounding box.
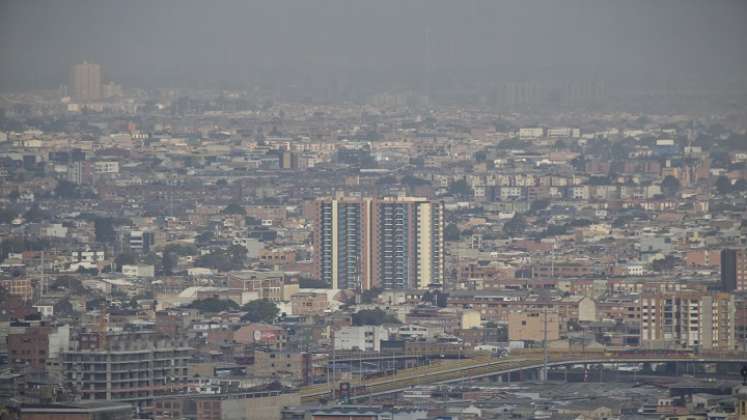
[70,61,102,102]
[312,196,444,290]
[640,291,735,351]
[721,248,747,292]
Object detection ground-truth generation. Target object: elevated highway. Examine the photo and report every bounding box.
[300,352,747,403]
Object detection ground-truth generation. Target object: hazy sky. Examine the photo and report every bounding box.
[1,0,746,92]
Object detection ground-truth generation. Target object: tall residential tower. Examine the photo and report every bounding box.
[312,196,444,290]
[721,249,747,292]
[70,61,102,102]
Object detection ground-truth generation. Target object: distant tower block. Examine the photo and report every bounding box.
[70,61,102,102]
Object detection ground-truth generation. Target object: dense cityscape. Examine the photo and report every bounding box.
[1,2,747,420]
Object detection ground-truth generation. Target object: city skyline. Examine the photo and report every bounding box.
[1,1,746,94]
[0,2,746,420]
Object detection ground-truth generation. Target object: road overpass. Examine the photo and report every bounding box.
[300,352,747,403]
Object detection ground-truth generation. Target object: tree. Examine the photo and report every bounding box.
[163,243,197,256]
[361,288,383,304]
[444,223,461,241]
[229,245,248,269]
[401,175,429,188]
[241,299,280,323]
[195,245,247,272]
[0,208,16,224]
[186,297,239,313]
[196,230,214,245]
[529,199,550,214]
[86,297,107,311]
[448,179,473,198]
[715,176,733,195]
[55,180,81,199]
[24,204,49,223]
[195,251,231,271]
[661,176,681,198]
[494,120,513,132]
[734,179,747,192]
[503,213,527,237]
[610,141,630,160]
[567,218,593,228]
[652,255,678,272]
[299,278,328,288]
[375,175,398,186]
[223,203,246,215]
[161,252,178,275]
[94,218,116,243]
[352,309,400,326]
[496,138,526,149]
[114,253,137,271]
[589,176,611,186]
[50,276,85,293]
[0,237,49,262]
[54,298,75,317]
[541,224,568,238]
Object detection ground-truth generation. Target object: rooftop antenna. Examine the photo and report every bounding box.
[543,305,549,382]
[551,240,556,279]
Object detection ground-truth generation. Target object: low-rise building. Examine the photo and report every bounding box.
[334,326,389,352]
[507,311,560,342]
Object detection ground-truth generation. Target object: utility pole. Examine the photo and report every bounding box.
[40,251,45,297]
[551,241,555,279]
[542,306,549,382]
[331,339,336,400]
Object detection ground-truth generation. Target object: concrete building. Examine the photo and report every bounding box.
[119,229,155,253]
[519,127,546,140]
[312,196,445,290]
[8,324,71,372]
[252,350,312,386]
[290,292,328,316]
[0,277,33,301]
[721,249,747,292]
[93,161,119,174]
[640,291,736,350]
[234,324,287,350]
[62,328,191,412]
[508,311,560,342]
[153,392,299,420]
[227,271,299,302]
[334,326,389,352]
[121,264,155,278]
[70,61,102,102]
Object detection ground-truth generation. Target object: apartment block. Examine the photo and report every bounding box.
[312,196,444,290]
[721,249,747,292]
[334,326,389,352]
[640,291,735,350]
[62,328,191,412]
[1,277,33,301]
